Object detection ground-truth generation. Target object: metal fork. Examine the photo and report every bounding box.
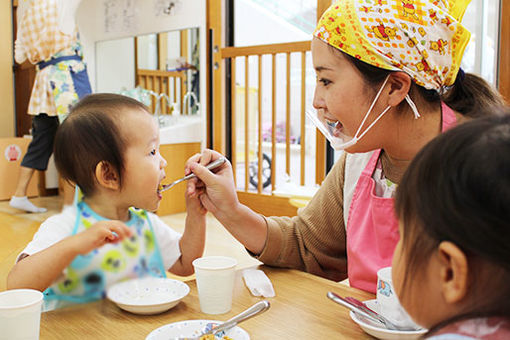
[172,300,270,340]
[159,157,227,193]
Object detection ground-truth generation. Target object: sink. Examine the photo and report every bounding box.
[157,115,203,145]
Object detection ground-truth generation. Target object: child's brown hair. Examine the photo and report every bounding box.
[395,111,510,330]
[54,93,150,195]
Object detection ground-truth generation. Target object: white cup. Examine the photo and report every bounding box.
[192,256,237,314]
[376,267,418,329]
[0,289,43,340]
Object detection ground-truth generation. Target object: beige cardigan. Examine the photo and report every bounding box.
[256,152,353,282]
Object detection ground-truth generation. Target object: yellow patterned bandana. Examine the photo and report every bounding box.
[314,0,471,90]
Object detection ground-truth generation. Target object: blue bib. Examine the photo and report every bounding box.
[43,189,166,310]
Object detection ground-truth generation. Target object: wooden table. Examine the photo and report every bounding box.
[40,266,374,339]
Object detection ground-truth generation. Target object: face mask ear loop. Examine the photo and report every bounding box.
[353,75,390,139]
[405,94,421,119]
[356,105,392,140]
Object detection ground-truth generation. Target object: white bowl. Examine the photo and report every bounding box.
[107,277,190,315]
[350,300,427,340]
[146,319,250,340]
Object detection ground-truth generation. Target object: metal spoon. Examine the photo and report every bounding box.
[159,157,227,193]
[327,292,408,331]
[172,300,270,340]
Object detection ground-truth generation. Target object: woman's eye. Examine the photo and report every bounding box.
[150,149,156,156]
[318,78,331,86]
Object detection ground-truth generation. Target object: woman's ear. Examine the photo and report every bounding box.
[94,161,120,190]
[437,241,469,304]
[386,72,412,107]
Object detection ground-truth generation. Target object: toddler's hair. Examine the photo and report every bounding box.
[54,93,150,195]
[395,111,510,323]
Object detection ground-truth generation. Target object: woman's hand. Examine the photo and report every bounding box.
[73,221,132,255]
[184,149,240,220]
[184,149,268,254]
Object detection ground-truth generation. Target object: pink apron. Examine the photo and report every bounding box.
[346,102,457,293]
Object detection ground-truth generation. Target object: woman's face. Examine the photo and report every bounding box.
[311,38,389,153]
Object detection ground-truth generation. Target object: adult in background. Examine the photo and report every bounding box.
[184,0,506,293]
[10,0,91,213]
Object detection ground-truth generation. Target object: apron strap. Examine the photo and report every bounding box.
[37,54,82,70]
[441,101,457,131]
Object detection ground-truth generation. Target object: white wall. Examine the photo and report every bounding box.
[95,37,135,93]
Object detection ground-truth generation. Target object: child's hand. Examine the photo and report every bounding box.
[185,187,208,216]
[73,221,132,255]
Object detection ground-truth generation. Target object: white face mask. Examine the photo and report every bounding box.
[307,75,421,151]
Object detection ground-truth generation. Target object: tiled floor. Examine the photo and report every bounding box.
[0,195,260,290]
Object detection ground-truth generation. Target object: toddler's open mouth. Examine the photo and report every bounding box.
[157,183,165,197]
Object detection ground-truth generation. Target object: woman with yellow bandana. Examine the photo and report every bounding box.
[184,0,505,293]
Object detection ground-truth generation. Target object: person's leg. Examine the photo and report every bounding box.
[10,114,59,213]
[13,166,36,197]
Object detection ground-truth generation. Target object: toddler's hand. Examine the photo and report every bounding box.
[74,220,132,255]
[186,187,208,216]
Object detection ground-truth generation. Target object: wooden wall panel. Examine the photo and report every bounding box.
[238,191,298,217]
[208,0,226,153]
[157,142,201,215]
[499,0,510,102]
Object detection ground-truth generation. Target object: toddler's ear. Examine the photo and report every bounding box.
[437,241,469,305]
[95,161,120,190]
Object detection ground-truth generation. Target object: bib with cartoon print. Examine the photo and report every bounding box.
[43,191,166,309]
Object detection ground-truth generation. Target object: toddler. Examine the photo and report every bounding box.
[7,93,206,310]
[392,113,510,339]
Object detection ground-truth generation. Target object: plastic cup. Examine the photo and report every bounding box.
[192,256,237,314]
[0,289,43,340]
[376,267,418,329]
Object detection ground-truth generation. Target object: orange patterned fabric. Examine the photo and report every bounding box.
[15,0,80,116]
[15,0,77,65]
[314,0,472,90]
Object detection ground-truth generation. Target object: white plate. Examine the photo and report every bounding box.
[146,320,250,340]
[106,277,189,315]
[350,300,427,340]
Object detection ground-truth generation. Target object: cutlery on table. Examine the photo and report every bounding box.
[159,157,227,193]
[327,291,408,331]
[172,300,270,340]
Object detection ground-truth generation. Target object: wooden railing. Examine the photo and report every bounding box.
[221,41,324,195]
[136,69,187,114]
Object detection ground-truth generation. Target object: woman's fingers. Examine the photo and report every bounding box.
[185,153,202,175]
[185,149,228,194]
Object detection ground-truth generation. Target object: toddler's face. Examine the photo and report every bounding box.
[119,109,167,211]
[392,223,449,329]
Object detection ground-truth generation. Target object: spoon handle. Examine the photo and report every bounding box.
[160,157,227,192]
[327,292,385,326]
[212,300,270,335]
[182,157,227,181]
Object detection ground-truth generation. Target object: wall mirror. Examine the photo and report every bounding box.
[95,27,200,117]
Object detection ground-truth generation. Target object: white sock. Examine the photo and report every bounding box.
[9,196,47,213]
